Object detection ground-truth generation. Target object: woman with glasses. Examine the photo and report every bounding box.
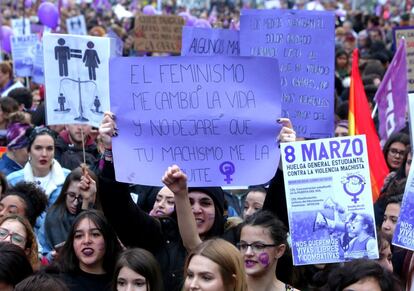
[0,214,39,269]
[342,213,377,260]
[43,166,98,262]
[382,132,410,172]
[6,126,71,256]
[239,210,297,291]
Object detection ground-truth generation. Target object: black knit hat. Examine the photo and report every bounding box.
[188,187,225,215]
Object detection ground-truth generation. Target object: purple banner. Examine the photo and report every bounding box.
[240,9,335,138]
[181,27,240,56]
[393,164,414,251]
[110,56,282,186]
[374,40,407,145]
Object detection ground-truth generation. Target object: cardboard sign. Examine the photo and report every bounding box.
[43,34,114,127]
[110,56,282,186]
[240,9,335,138]
[134,15,185,53]
[394,27,414,93]
[281,135,378,265]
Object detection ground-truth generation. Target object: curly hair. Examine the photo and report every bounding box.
[3,182,48,226]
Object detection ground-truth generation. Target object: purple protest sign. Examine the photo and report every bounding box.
[240,9,335,138]
[181,27,240,56]
[392,162,414,251]
[110,56,282,186]
[374,40,407,145]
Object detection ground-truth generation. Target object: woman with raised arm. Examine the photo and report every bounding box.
[98,112,228,291]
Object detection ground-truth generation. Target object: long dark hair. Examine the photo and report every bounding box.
[49,167,100,218]
[56,210,122,275]
[382,132,410,171]
[112,248,163,291]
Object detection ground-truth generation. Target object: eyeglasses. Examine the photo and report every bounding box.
[66,192,82,203]
[389,148,405,157]
[0,227,26,245]
[237,241,276,253]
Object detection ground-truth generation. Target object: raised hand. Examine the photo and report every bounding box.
[162,165,188,198]
[99,111,117,149]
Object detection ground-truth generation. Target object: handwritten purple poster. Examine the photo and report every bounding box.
[240,9,335,138]
[110,56,282,186]
[181,27,240,56]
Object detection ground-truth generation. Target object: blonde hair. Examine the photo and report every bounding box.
[0,214,39,270]
[184,238,247,291]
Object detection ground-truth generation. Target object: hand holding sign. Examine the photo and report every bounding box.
[277,118,296,143]
[162,165,188,198]
[98,111,117,149]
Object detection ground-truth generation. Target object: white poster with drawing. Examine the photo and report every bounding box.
[43,33,114,127]
[11,18,31,36]
[66,15,87,35]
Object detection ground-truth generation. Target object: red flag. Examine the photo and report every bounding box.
[348,48,389,202]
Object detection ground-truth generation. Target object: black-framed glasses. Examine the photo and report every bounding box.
[237,241,276,253]
[0,227,26,245]
[66,192,82,203]
[389,148,405,157]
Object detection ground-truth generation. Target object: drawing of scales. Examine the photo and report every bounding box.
[53,38,104,122]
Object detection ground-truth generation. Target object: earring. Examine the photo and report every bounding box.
[28,155,32,162]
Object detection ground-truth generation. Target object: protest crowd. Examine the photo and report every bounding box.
[1,0,414,290]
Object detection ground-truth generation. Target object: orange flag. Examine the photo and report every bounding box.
[348,48,389,202]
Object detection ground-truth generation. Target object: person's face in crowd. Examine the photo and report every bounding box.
[65,181,81,215]
[0,195,26,219]
[66,124,92,145]
[381,203,400,240]
[73,217,106,274]
[0,219,27,250]
[387,142,406,170]
[29,134,54,175]
[150,187,175,217]
[335,125,349,137]
[31,90,41,110]
[184,255,227,291]
[343,276,381,291]
[117,266,148,291]
[189,192,215,236]
[344,40,356,55]
[369,30,381,42]
[243,191,265,219]
[11,147,29,167]
[336,54,348,69]
[406,152,412,177]
[358,36,368,48]
[377,240,393,273]
[348,215,367,236]
[239,225,285,277]
[0,69,11,88]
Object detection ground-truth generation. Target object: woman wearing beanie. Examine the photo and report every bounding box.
[0,112,32,176]
[6,126,71,256]
[97,113,228,291]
